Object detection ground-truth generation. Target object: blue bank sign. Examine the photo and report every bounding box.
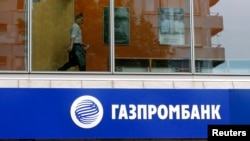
[0,88,249,139]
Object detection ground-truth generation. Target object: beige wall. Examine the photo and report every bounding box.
[1,74,250,89]
[32,0,73,71]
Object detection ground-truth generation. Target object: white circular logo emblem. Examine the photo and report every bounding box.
[70,95,103,129]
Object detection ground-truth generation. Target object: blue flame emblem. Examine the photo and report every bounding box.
[71,95,103,129]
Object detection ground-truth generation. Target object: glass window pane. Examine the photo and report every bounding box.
[114,0,191,73]
[0,0,28,71]
[32,0,110,72]
[195,0,250,74]
[214,0,250,74]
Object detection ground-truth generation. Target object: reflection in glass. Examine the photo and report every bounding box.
[104,7,130,45]
[115,0,191,73]
[0,0,27,71]
[213,60,250,74]
[32,0,110,72]
[210,0,250,75]
[159,8,185,46]
[195,0,250,74]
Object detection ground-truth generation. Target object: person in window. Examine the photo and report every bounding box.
[174,14,184,34]
[160,12,170,34]
[57,13,89,71]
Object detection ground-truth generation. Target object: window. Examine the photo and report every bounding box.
[32,0,110,72]
[0,0,27,71]
[3,0,247,75]
[115,0,191,73]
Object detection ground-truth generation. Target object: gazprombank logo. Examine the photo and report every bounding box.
[70,95,103,129]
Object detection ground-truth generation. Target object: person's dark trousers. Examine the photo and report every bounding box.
[57,44,86,71]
